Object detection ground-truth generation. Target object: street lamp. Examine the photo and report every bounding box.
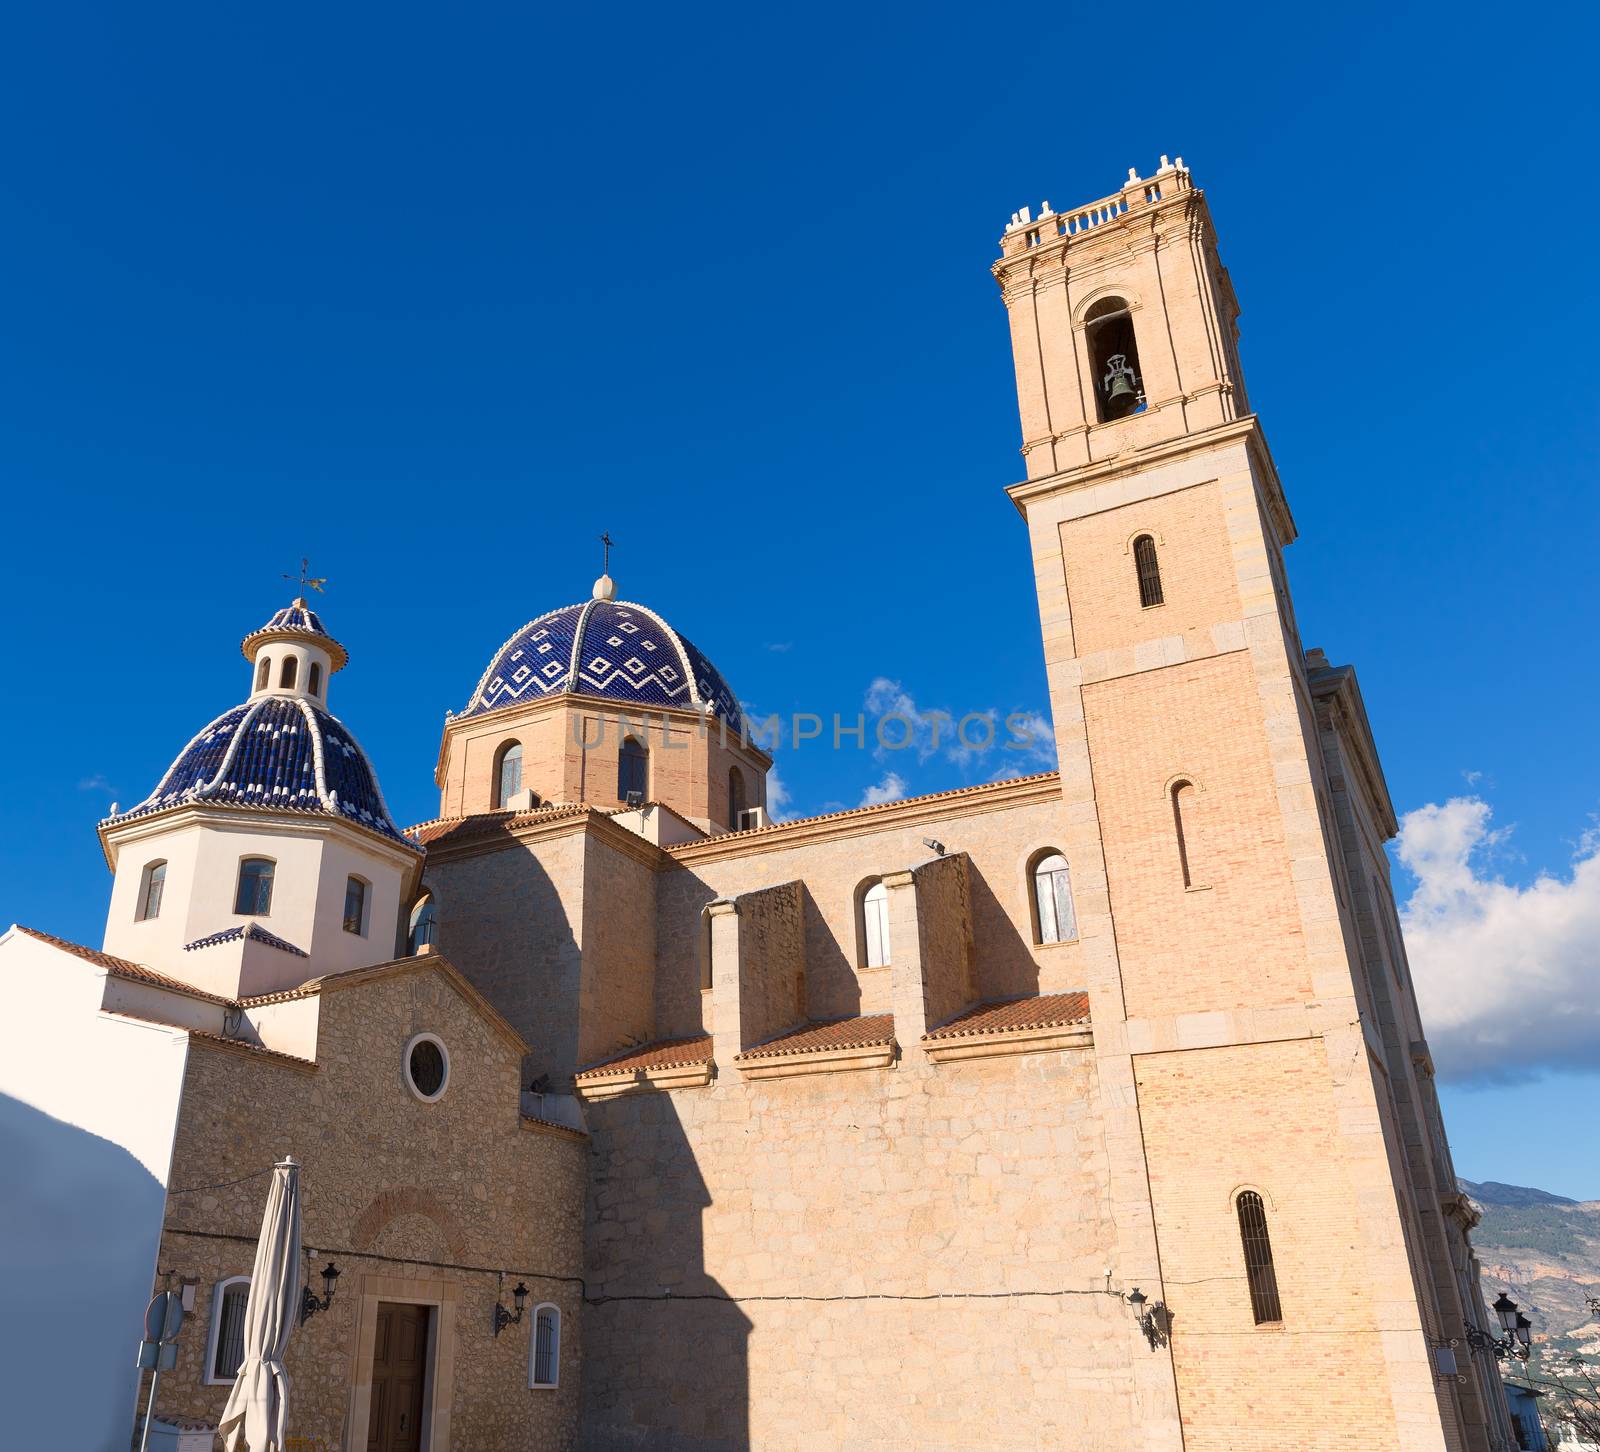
[1125,1288,1170,1351]
[1462,1292,1530,1362]
[494,1279,529,1337]
[300,1257,340,1326]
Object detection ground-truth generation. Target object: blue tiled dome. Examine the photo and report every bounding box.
[465,599,742,725]
[105,696,415,848]
[241,597,348,670]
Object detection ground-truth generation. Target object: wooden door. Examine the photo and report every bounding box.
[367,1302,429,1452]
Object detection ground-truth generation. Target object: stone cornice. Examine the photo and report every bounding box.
[1309,660,1399,840]
[735,1040,898,1080]
[96,800,423,874]
[574,1059,714,1099]
[1006,415,1296,548]
[666,772,1062,866]
[923,1023,1093,1064]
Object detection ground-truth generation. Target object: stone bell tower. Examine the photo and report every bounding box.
[994,161,1497,1451]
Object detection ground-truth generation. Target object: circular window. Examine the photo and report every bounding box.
[404,1033,449,1102]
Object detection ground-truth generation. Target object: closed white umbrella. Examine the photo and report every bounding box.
[218,1156,303,1452]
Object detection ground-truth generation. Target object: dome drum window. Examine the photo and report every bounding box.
[235,858,275,916]
[137,861,167,922]
[404,1032,449,1102]
[343,876,368,935]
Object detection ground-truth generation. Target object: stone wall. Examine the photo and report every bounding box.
[580,1044,1142,1452]
[142,959,588,1450]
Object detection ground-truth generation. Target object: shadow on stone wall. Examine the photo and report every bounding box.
[582,1090,750,1451]
[967,863,1042,1002]
[0,1092,165,1451]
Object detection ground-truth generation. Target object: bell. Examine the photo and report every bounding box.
[1103,353,1140,419]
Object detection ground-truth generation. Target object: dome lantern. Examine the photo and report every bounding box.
[241,598,347,706]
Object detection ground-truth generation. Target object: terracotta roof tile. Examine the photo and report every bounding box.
[410,804,590,846]
[679,770,1062,846]
[735,1015,896,1061]
[575,1035,713,1080]
[11,926,233,1006]
[922,992,1091,1041]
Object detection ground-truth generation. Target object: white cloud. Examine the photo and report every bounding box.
[863,678,1056,775]
[765,767,795,823]
[77,774,119,795]
[860,772,908,807]
[1396,796,1600,1083]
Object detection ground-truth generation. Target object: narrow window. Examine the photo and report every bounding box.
[278,655,298,689]
[255,657,270,691]
[1085,297,1145,422]
[861,880,891,968]
[1031,852,1076,944]
[1134,535,1164,608]
[530,1304,561,1388]
[308,661,322,697]
[700,908,713,992]
[1236,1191,1283,1323]
[207,1277,251,1383]
[343,876,367,935]
[137,861,167,921]
[234,857,275,916]
[494,741,523,809]
[618,735,648,803]
[408,894,437,954]
[1171,781,1196,888]
[728,767,746,828]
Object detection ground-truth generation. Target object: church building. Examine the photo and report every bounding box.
[0,158,1518,1451]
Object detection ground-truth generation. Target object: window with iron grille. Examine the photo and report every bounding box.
[138,861,167,921]
[234,858,275,916]
[343,876,367,935]
[530,1304,560,1387]
[1235,1191,1283,1323]
[1134,535,1164,608]
[208,1277,250,1383]
[495,741,523,808]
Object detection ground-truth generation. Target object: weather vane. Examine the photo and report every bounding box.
[283,558,328,594]
[599,532,615,575]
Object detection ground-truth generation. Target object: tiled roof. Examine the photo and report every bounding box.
[734,1015,895,1061]
[103,695,415,849]
[183,923,308,958]
[463,598,741,727]
[680,770,1063,845]
[10,926,233,1005]
[922,992,1091,1041]
[241,597,348,670]
[575,1035,713,1080]
[411,804,590,847]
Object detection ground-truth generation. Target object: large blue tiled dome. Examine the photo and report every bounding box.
[465,598,742,725]
[105,696,415,848]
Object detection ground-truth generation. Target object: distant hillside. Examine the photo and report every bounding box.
[1461,1179,1600,1348]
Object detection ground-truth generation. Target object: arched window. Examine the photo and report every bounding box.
[494,740,523,809]
[278,655,298,689]
[1133,534,1164,608]
[255,657,270,691]
[343,875,368,935]
[234,857,275,916]
[1171,781,1196,888]
[205,1276,251,1384]
[859,880,891,969]
[308,661,322,697]
[408,894,438,953]
[529,1303,561,1388]
[1031,852,1076,944]
[137,861,167,922]
[618,735,648,803]
[700,907,714,992]
[728,767,746,828]
[1085,296,1145,422]
[1235,1191,1283,1324]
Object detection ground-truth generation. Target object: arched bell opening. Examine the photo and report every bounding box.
[1085,297,1146,422]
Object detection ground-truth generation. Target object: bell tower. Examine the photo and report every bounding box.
[996,161,1494,1451]
[997,156,1250,480]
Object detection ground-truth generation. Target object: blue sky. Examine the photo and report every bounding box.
[2,2,1597,1194]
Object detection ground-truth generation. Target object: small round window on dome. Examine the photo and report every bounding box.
[404,1033,449,1102]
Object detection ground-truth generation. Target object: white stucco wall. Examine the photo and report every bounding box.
[102,811,413,997]
[0,928,191,1450]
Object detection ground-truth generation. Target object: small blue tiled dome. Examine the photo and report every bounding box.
[465,598,742,725]
[242,597,348,670]
[105,696,415,849]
